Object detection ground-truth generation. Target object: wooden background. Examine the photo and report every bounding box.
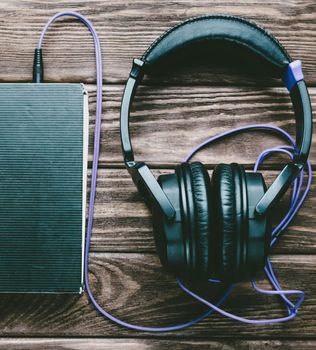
[0,0,315,349]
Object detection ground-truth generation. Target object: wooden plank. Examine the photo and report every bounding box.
[0,1,314,343]
[0,254,314,337]
[0,1,315,84]
[84,85,316,166]
[90,169,315,254]
[0,338,315,350]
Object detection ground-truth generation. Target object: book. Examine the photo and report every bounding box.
[0,83,88,293]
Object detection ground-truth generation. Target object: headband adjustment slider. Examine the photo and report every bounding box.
[130,58,145,81]
[285,60,304,91]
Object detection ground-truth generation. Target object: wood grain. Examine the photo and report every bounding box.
[0,338,315,350]
[0,0,315,344]
[84,85,316,166]
[89,169,315,254]
[0,253,313,337]
[0,1,315,84]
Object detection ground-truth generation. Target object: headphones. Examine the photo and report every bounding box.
[120,15,312,283]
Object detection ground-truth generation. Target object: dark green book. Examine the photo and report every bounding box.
[0,83,88,293]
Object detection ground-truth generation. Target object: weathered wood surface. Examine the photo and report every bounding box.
[0,339,315,350]
[85,85,316,166]
[0,254,314,337]
[90,169,316,254]
[0,1,315,85]
[0,0,315,347]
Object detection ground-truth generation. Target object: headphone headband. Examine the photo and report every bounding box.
[142,15,290,69]
[120,15,312,219]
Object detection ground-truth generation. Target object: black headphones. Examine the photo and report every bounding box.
[120,15,312,283]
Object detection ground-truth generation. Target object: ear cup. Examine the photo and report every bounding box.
[188,162,212,278]
[153,173,186,272]
[157,162,212,280]
[244,172,270,277]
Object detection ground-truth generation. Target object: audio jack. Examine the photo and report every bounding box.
[32,48,44,83]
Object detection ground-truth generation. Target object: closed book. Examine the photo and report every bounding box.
[0,83,88,293]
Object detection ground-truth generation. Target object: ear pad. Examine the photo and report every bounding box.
[175,162,214,279]
[154,162,212,279]
[188,162,212,278]
[211,163,240,281]
[176,162,197,274]
[211,163,269,281]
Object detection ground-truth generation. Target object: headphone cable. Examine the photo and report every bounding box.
[180,124,311,323]
[38,12,312,331]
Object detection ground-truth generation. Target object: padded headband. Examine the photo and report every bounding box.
[120,15,312,219]
[142,15,291,70]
